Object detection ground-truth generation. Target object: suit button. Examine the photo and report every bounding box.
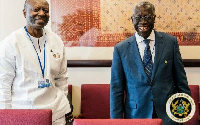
[150,82,154,87]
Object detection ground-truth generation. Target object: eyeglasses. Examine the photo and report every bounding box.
[131,15,155,22]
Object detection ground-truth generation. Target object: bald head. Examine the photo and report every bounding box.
[24,0,49,11]
[132,1,155,16]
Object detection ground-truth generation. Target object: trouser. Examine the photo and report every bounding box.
[152,104,158,118]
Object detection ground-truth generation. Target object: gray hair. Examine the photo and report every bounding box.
[132,1,155,15]
[23,0,28,11]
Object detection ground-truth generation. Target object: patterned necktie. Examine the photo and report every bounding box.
[143,39,153,79]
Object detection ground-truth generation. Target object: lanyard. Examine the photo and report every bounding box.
[24,26,46,78]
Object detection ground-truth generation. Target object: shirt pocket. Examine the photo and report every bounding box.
[49,53,62,75]
[23,60,40,76]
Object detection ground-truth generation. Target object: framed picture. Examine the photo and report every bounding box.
[51,0,200,67]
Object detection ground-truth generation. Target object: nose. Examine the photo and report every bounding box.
[140,17,146,21]
[38,9,45,15]
[139,17,147,23]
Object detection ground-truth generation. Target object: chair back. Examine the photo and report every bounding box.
[0,109,52,125]
[73,119,163,125]
[80,84,199,124]
[68,84,72,99]
[81,84,110,118]
[184,85,199,125]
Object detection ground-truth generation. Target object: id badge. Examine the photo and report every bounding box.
[38,79,51,88]
[45,79,51,87]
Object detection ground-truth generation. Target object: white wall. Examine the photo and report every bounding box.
[0,0,51,40]
[0,0,25,40]
[1,0,200,116]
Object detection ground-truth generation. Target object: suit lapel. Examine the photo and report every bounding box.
[129,35,147,78]
[151,31,165,81]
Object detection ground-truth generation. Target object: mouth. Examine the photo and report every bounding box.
[138,26,149,32]
[36,19,45,23]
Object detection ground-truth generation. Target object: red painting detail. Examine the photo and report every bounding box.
[51,0,200,47]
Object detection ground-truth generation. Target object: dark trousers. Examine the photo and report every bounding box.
[152,104,158,118]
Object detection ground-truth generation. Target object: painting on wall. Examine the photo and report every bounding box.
[51,0,200,47]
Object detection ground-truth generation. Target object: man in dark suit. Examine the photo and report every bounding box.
[110,1,191,125]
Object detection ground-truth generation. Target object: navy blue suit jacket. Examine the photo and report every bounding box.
[110,31,191,125]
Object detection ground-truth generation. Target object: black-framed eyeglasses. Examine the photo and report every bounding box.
[131,15,155,22]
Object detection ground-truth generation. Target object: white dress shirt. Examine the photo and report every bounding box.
[135,30,155,62]
[0,27,71,122]
[29,33,45,67]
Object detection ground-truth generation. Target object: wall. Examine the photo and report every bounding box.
[1,0,200,116]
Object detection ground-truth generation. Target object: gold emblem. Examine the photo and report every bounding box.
[171,99,190,117]
[57,53,60,58]
[51,49,61,59]
[53,54,56,58]
[166,93,195,123]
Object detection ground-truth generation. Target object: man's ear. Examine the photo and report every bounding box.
[23,9,26,18]
[153,15,156,23]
